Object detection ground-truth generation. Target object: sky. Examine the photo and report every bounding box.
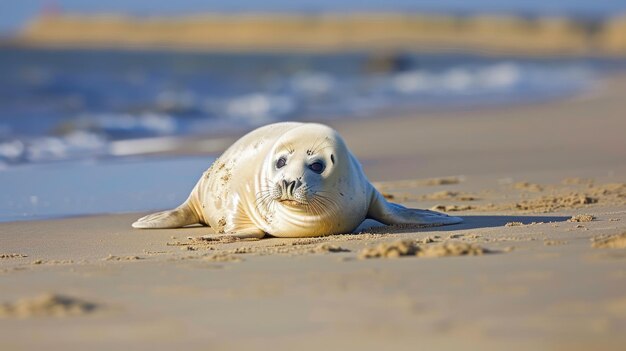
[1,0,626,34]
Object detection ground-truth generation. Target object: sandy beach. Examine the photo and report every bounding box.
[1,73,626,350]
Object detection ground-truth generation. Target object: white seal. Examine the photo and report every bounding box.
[132,122,461,238]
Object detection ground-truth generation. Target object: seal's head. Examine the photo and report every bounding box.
[259,124,349,214]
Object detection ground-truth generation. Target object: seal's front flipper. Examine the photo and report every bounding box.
[367,191,462,227]
[132,203,199,229]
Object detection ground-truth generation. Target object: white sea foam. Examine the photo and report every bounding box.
[206,93,296,123]
[156,90,198,111]
[392,64,520,94]
[290,72,335,96]
[25,131,106,162]
[97,112,177,134]
[0,112,180,165]
[442,68,474,92]
[64,130,106,149]
[0,140,25,161]
[392,71,432,94]
[0,130,106,164]
[25,136,68,162]
[478,63,521,89]
[391,63,589,96]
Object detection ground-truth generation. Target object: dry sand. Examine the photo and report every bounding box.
[1,75,626,350]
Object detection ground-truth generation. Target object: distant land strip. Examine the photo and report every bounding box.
[11,13,626,56]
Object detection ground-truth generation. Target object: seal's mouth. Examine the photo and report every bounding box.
[278,199,304,207]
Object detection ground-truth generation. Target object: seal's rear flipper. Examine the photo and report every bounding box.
[367,191,462,227]
[132,203,199,229]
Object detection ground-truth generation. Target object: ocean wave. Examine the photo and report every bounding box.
[204,93,296,123]
[0,131,107,165]
[0,113,177,166]
[290,72,335,96]
[0,49,611,168]
[155,90,199,114]
[391,63,590,96]
[96,112,177,135]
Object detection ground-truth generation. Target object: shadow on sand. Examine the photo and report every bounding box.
[358,215,571,234]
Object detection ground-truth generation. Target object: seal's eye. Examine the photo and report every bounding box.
[309,162,325,174]
[276,157,287,169]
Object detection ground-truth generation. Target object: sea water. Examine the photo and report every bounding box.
[0,47,623,221]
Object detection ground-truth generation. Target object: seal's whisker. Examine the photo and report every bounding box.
[311,136,332,154]
[255,187,278,213]
[309,199,322,218]
[308,137,322,155]
[255,192,273,206]
[313,195,340,217]
[313,144,333,153]
[255,193,271,206]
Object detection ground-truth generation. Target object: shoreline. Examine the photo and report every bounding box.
[0,71,612,223]
[0,72,622,223]
[5,40,626,61]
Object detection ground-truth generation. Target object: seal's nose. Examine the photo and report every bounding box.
[282,179,302,197]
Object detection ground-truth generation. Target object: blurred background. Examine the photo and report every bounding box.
[1,0,625,221]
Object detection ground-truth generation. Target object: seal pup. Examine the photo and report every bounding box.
[132,122,461,238]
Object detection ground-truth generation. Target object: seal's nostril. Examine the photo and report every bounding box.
[287,180,296,195]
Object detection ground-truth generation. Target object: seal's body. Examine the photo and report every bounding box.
[133,122,461,239]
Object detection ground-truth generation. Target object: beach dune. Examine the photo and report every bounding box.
[16,13,626,56]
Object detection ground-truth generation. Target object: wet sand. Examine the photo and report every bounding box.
[1,75,626,350]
